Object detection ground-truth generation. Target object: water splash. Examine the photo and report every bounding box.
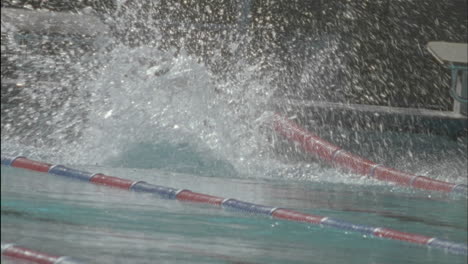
[1,0,466,185]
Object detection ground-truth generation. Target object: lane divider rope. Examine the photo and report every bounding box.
[1,242,85,264]
[1,156,467,256]
[271,114,468,195]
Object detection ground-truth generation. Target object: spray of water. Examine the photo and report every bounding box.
[1,0,466,185]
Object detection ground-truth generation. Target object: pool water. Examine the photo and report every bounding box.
[1,3,467,262]
[1,139,467,264]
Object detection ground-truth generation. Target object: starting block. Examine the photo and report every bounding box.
[427,41,468,116]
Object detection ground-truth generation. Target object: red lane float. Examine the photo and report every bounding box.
[89,174,135,190]
[271,209,324,224]
[333,150,378,175]
[272,114,464,194]
[176,190,224,205]
[2,245,58,264]
[273,117,341,161]
[303,135,341,162]
[1,243,84,264]
[1,156,467,256]
[372,166,415,186]
[373,228,432,245]
[11,157,52,173]
[411,176,455,192]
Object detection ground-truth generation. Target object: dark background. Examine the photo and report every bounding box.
[1,0,468,110]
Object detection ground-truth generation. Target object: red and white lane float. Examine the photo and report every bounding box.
[1,243,84,264]
[1,156,467,256]
[272,114,468,195]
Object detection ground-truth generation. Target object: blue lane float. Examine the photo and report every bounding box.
[1,156,14,166]
[428,238,468,256]
[452,184,468,195]
[48,165,95,182]
[320,218,376,235]
[130,181,182,200]
[221,199,277,215]
[1,155,467,257]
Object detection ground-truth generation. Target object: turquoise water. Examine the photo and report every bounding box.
[1,142,467,264]
[1,53,467,262]
[1,4,467,262]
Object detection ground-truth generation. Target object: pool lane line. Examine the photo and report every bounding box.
[1,243,85,264]
[1,156,467,256]
[272,114,468,195]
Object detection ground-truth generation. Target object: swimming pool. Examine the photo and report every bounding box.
[1,123,467,264]
[1,2,468,263]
